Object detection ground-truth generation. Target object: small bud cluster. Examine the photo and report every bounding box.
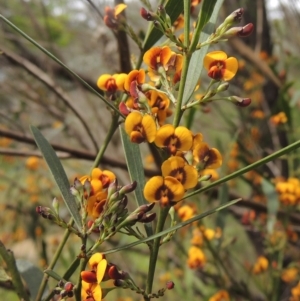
[140,6,185,48]
[70,178,155,241]
[196,8,254,48]
[53,281,74,300]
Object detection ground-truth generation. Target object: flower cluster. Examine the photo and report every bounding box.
[275,177,300,206]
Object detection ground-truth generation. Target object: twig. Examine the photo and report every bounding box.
[229,38,282,88]
[0,46,99,152]
[0,128,158,177]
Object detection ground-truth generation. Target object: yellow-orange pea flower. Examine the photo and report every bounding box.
[143,46,172,72]
[162,156,198,189]
[124,111,156,143]
[252,256,269,274]
[81,253,107,301]
[97,73,127,93]
[193,142,222,170]
[124,69,145,92]
[91,168,116,189]
[204,51,238,81]
[143,176,185,206]
[187,246,206,269]
[155,124,193,155]
[148,90,172,126]
[104,4,127,29]
[209,290,230,301]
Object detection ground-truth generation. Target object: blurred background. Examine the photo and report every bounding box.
[1,0,300,300]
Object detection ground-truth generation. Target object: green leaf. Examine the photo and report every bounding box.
[30,126,82,230]
[143,0,184,51]
[183,0,224,104]
[16,259,47,300]
[261,179,279,234]
[44,269,63,282]
[102,198,241,254]
[119,127,153,237]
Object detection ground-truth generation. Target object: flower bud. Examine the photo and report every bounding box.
[107,179,118,199]
[119,181,137,195]
[216,82,229,93]
[222,23,254,38]
[229,96,251,107]
[138,212,156,223]
[224,8,244,26]
[140,7,156,21]
[52,197,59,215]
[114,279,127,287]
[64,282,74,292]
[108,265,125,280]
[83,179,92,197]
[166,281,175,290]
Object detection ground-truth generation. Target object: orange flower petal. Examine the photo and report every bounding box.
[114,3,127,16]
[141,114,157,143]
[144,176,164,203]
[115,73,128,91]
[124,111,143,135]
[164,176,185,202]
[204,51,228,70]
[222,57,238,81]
[96,258,108,283]
[97,74,112,91]
[143,47,162,70]
[174,127,193,151]
[154,124,175,147]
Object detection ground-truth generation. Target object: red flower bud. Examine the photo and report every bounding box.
[64,282,74,292]
[166,281,175,290]
[140,7,155,21]
[238,23,254,37]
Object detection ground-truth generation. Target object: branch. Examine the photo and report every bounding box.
[229,38,282,88]
[0,128,158,177]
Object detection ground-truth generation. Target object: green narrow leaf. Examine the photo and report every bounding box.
[183,0,224,104]
[119,126,153,237]
[102,198,241,254]
[261,179,279,234]
[44,269,63,282]
[143,0,184,51]
[30,126,82,230]
[16,259,47,300]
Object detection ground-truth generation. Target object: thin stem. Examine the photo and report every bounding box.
[0,241,30,301]
[91,114,119,171]
[74,236,88,301]
[173,0,191,127]
[35,219,74,301]
[145,206,170,300]
[183,138,300,200]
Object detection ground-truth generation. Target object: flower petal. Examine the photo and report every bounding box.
[97,258,108,283]
[141,114,157,143]
[124,111,143,135]
[164,176,185,202]
[203,51,227,70]
[144,176,164,203]
[222,57,238,81]
[174,127,193,151]
[114,3,127,16]
[154,124,175,147]
[97,74,112,91]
